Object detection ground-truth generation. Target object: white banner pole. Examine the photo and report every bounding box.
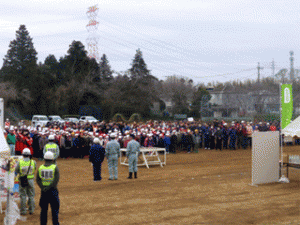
[0,98,4,130]
[279,83,289,183]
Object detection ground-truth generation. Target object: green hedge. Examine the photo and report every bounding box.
[112,113,126,122]
[128,113,142,122]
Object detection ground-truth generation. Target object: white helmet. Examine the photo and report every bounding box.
[110,133,116,138]
[93,138,100,144]
[44,151,54,160]
[22,148,31,156]
[48,135,55,141]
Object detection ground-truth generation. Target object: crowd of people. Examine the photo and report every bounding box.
[6,118,284,225]
[4,118,285,158]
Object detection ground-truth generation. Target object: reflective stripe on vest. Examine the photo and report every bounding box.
[19,159,35,179]
[45,143,57,156]
[39,164,56,186]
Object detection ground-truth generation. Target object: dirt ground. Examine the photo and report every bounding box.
[1,145,300,225]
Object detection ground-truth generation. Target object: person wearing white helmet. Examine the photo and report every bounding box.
[36,151,60,225]
[6,127,16,156]
[105,133,120,180]
[43,134,60,163]
[15,148,37,215]
[89,138,105,181]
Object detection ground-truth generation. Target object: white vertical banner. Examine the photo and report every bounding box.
[252,131,280,185]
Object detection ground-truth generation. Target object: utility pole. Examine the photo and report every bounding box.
[257,62,264,84]
[271,59,275,77]
[290,51,294,81]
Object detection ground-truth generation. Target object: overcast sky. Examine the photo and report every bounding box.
[0,0,299,85]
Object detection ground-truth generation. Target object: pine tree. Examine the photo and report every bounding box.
[59,40,91,83]
[99,54,113,83]
[129,49,150,80]
[126,49,158,116]
[1,25,38,90]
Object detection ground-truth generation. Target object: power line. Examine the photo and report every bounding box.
[188,68,257,79]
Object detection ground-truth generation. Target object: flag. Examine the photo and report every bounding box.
[281,84,293,129]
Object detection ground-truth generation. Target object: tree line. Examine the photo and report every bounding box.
[0,25,212,120]
[3,25,297,121]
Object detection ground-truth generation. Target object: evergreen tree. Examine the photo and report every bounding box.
[59,40,92,83]
[126,49,158,116]
[99,54,113,83]
[129,48,150,80]
[1,25,38,90]
[190,87,211,118]
[44,54,58,70]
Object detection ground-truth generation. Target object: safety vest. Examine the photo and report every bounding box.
[38,164,56,186]
[19,159,35,179]
[45,143,57,155]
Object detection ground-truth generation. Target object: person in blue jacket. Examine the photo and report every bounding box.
[89,138,105,181]
[163,133,171,154]
[229,125,237,150]
[203,124,211,149]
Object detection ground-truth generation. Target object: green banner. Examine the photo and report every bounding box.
[281,84,293,129]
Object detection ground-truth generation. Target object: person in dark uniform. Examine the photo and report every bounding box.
[237,126,243,149]
[215,127,223,151]
[222,124,229,149]
[229,125,237,150]
[89,138,105,181]
[170,131,177,154]
[36,151,60,225]
[204,124,211,149]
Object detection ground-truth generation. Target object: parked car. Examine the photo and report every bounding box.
[64,117,79,123]
[48,115,65,123]
[79,116,99,123]
[31,115,49,127]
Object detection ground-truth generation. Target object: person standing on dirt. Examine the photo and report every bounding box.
[43,135,60,163]
[236,125,243,149]
[105,133,120,180]
[185,131,194,153]
[36,151,60,225]
[163,133,171,154]
[209,126,216,150]
[89,138,105,181]
[229,124,237,150]
[39,133,49,160]
[6,127,16,156]
[126,134,140,179]
[222,123,229,149]
[203,124,211,149]
[170,130,177,154]
[15,148,37,215]
[246,122,253,148]
[215,127,223,151]
[193,129,201,153]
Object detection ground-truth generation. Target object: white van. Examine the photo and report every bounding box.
[31,115,49,127]
[48,115,65,123]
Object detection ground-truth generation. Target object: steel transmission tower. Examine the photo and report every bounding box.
[86,5,100,61]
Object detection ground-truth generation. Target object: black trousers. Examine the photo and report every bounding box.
[40,188,60,225]
[93,162,103,181]
[216,138,222,150]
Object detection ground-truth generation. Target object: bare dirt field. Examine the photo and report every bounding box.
[1,145,300,225]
